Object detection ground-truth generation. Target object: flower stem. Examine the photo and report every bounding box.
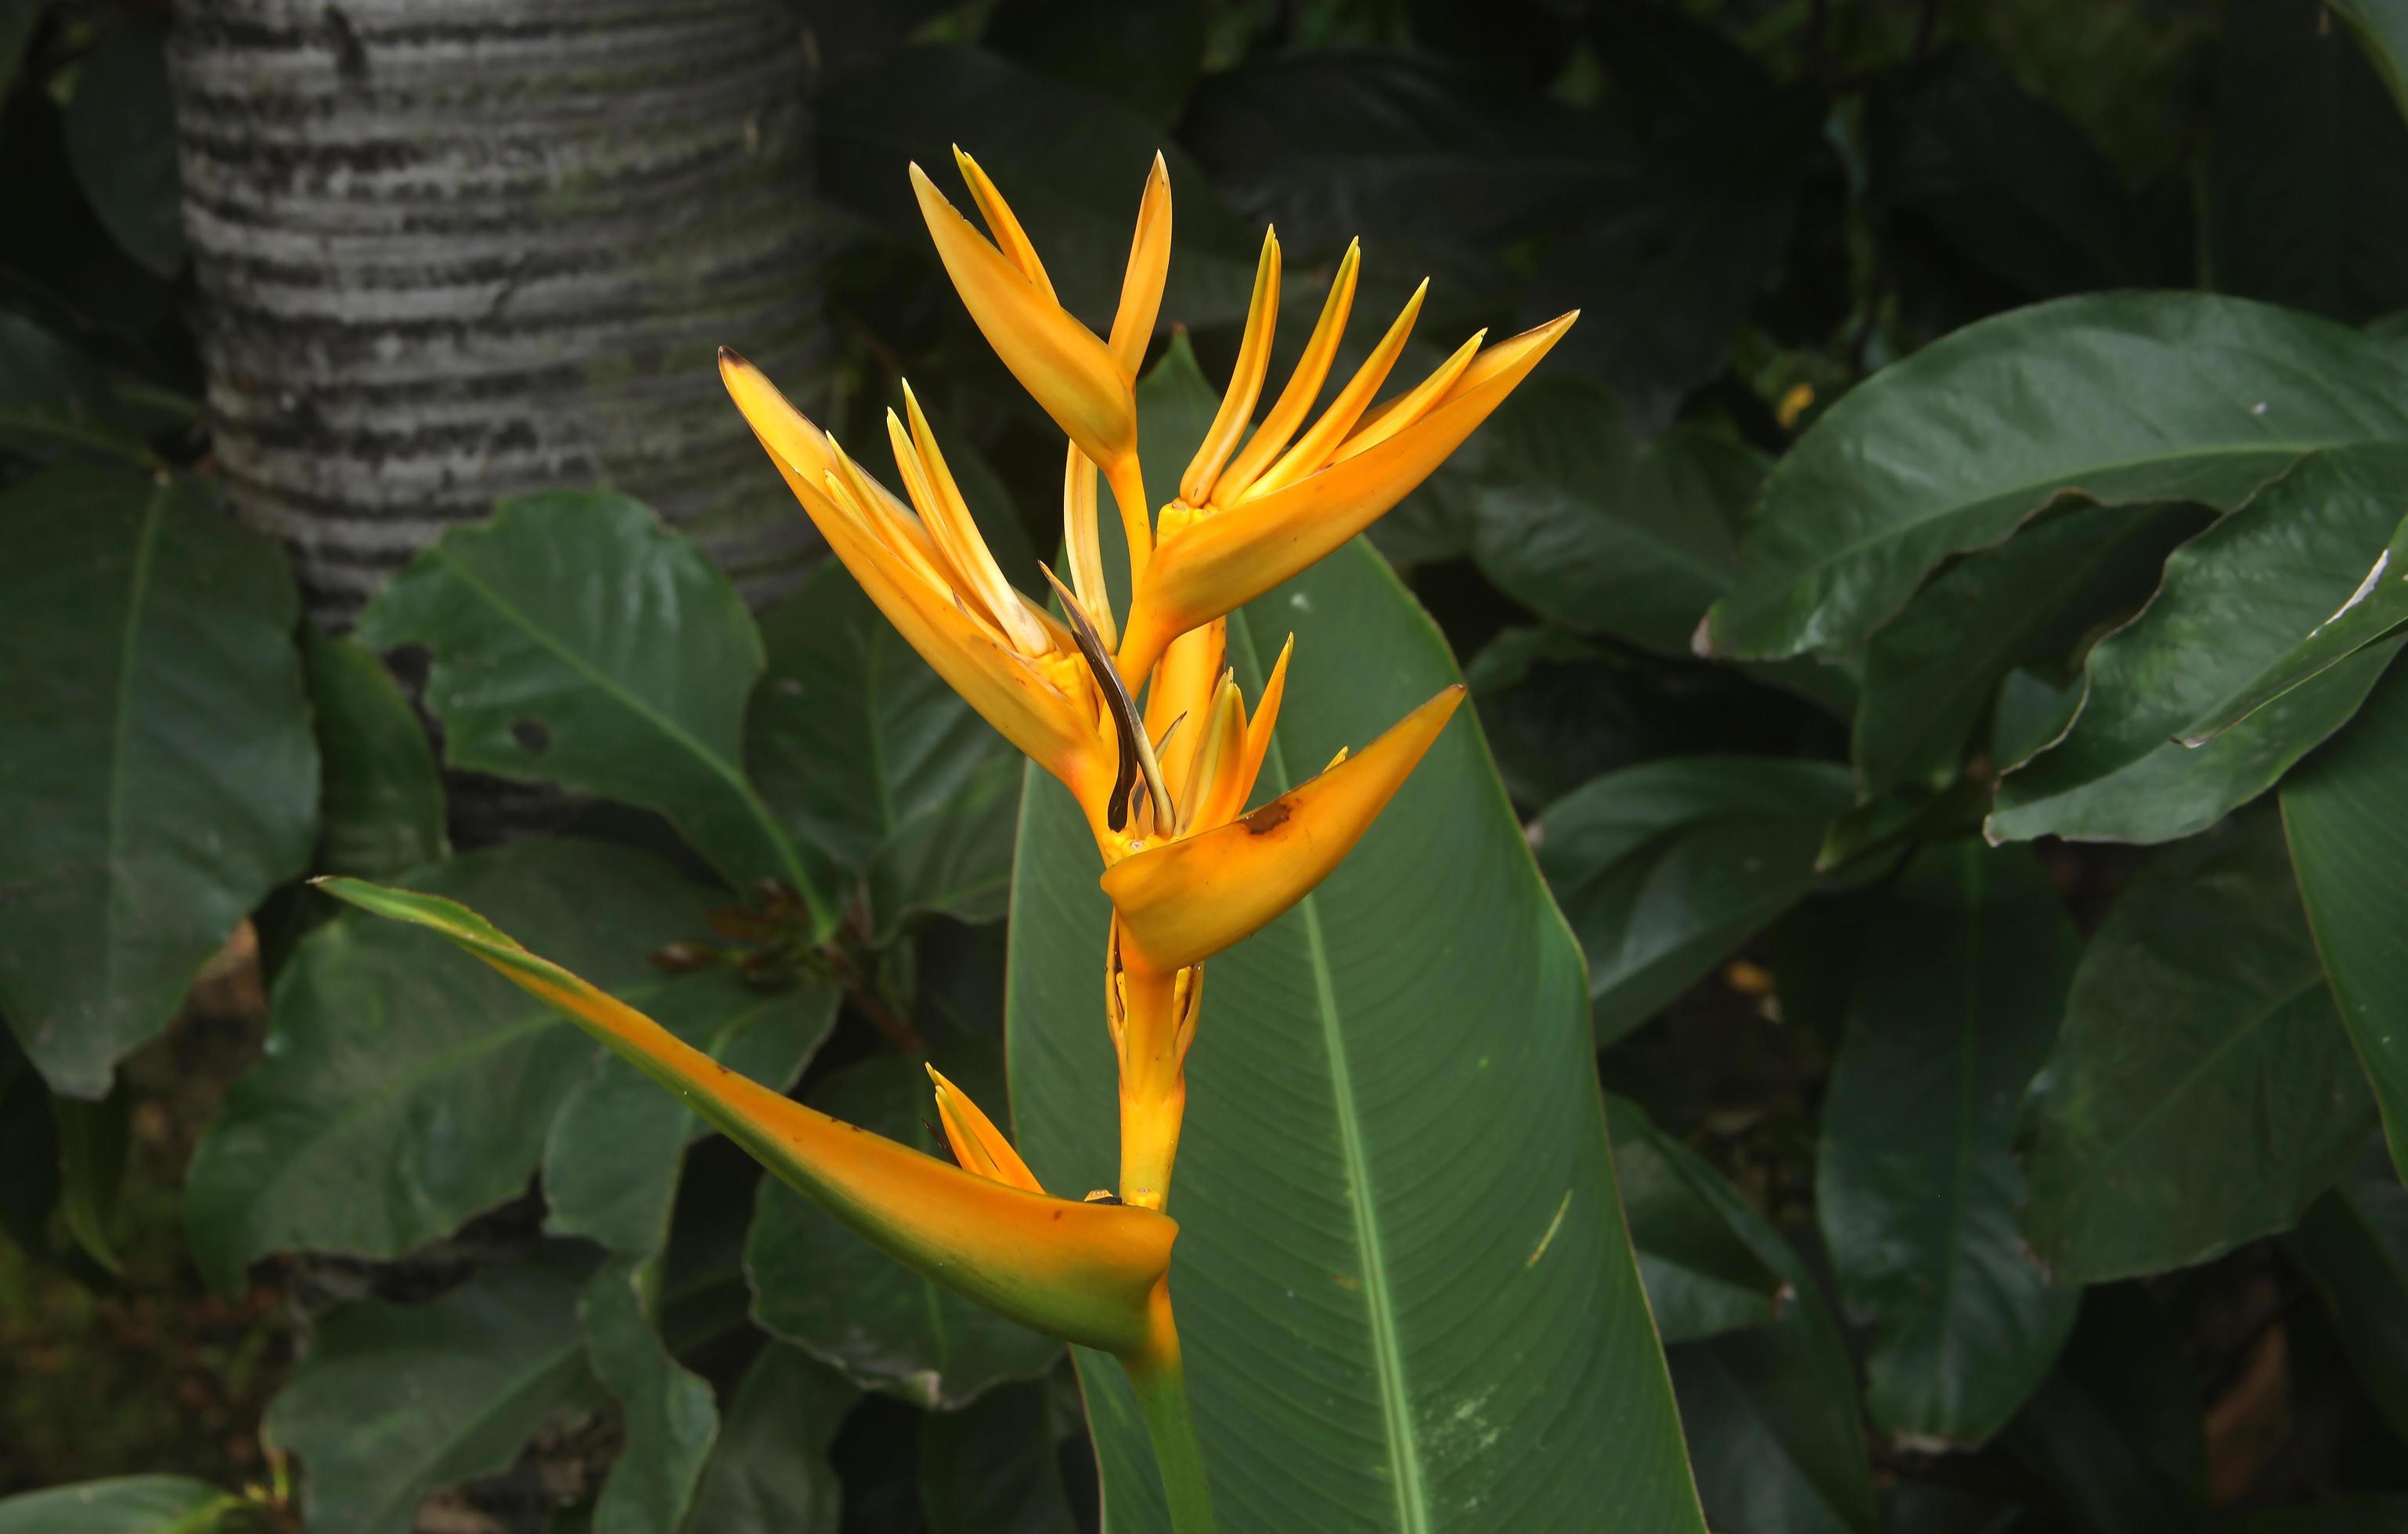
[1123,1290,1217,1534]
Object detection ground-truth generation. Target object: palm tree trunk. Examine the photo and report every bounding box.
[168,0,826,628]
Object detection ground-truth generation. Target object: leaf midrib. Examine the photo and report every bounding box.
[1260,705,1429,1533]
[99,484,168,1032]
[2047,970,2327,1247]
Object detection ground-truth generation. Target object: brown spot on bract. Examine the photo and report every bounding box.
[1244,800,1291,835]
[510,718,550,754]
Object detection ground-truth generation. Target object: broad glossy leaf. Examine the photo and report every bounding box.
[2208,0,2408,323]
[1009,539,1707,1533]
[1852,503,2198,794]
[748,560,1012,874]
[269,1246,605,1534]
[2019,816,2374,1282]
[583,1258,718,1534]
[60,25,184,275]
[682,1342,854,1534]
[745,1055,1061,1409]
[356,494,827,920]
[1992,446,2408,844]
[2284,661,2408,1183]
[543,975,838,1258]
[1534,757,1855,1046]
[0,466,316,1098]
[1606,1095,1787,1342]
[1460,377,1758,656]
[1638,1100,1876,1534]
[301,631,448,880]
[2002,1286,2205,1534]
[0,1478,244,1533]
[1819,842,2079,1445]
[2185,506,2408,744]
[1701,294,2408,661]
[2284,1145,2408,1445]
[185,840,722,1291]
[863,754,1022,942]
[920,1378,1080,1534]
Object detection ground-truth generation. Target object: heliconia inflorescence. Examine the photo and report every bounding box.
[330,146,1572,1533]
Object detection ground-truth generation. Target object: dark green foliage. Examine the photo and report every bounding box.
[16,2,2408,1529]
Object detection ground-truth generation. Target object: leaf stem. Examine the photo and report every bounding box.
[1122,1293,1217,1534]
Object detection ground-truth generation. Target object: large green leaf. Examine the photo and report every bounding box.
[0,466,317,1098]
[681,1342,854,1534]
[183,840,728,1291]
[1851,503,2198,794]
[0,1478,247,1534]
[356,494,828,923]
[268,1246,606,1534]
[543,975,838,1258]
[744,1055,1062,1410]
[1700,294,2408,661]
[582,1257,719,1534]
[301,630,449,880]
[1459,376,1759,657]
[2208,0,2408,323]
[2183,502,2408,744]
[2019,815,2374,1282]
[2284,1144,2408,1446]
[1606,1096,1788,1345]
[747,562,1019,936]
[748,561,1013,873]
[1534,757,1855,1046]
[2000,1286,2205,1534]
[1818,842,2080,1446]
[1992,446,2408,844]
[2284,661,2408,1184]
[1008,539,1705,1533]
[1635,1102,1876,1534]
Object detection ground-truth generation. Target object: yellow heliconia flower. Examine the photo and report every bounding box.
[928,1063,1044,1195]
[311,877,1178,1359]
[911,149,1169,575]
[1114,249,1579,680]
[730,146,1550,1223]
[719,349,1128,830]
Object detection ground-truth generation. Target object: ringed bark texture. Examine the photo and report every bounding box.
[170,0,827,626]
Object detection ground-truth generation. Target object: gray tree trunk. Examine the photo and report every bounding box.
[168,0,826,628]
